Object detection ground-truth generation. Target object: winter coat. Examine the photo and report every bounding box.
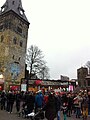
[45,94,57,120]
[26,94,35,111]
[35,93,43,108]
[7,92,15,104]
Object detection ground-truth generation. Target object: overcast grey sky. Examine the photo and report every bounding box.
[1,0,90,80]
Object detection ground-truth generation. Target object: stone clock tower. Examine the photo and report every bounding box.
[0,0,29,89]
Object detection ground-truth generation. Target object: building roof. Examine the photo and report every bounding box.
[0,0,29,23]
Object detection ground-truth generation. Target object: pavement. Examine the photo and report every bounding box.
[0,107,90,120]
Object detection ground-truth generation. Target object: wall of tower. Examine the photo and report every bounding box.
[0,11,29,89]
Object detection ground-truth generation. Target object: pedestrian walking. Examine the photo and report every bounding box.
[62,102,68,120]
[0,90,6,110]
[35,90,44,113]
[44,92,57,120]
[15,91,21,113]
[55,92,62,120]
[7,91,15,113]
[82,93,89,120]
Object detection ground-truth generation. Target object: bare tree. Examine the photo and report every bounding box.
[26,45,50,79]
[38,65,50,79]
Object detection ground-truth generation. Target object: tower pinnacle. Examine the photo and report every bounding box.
[0,0,29,23]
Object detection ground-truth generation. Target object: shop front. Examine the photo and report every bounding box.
[9,85,20,91]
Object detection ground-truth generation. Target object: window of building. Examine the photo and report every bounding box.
[13,37,17,44]
[20,41,23,47]
[88,80,90,86]
[18,57,21,61]
[0,25,3,31]
[1,7,5,12]
[12,55,15,59]
[12,1,15,5]
[1,35,4,42]
[20,10,24,15]
[17,26,22,33]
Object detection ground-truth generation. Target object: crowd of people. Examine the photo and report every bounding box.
[0,89,90,120]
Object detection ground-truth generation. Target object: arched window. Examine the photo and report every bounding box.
[13,37,17,44]
[1,35,4,42]
[12,1,15,5]
[20,41,23,47]
[12,55,15,59]
[18,57,21,61]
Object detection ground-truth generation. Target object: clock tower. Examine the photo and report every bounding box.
[0,0,29,90]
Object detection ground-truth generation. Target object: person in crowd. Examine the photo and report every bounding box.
[44,92,57,120]
[61,93,68,105]
[67,93,73,117]
[73,92,83,118]
[35,90,44,113]
[0,90,6,110]
[62,102,68,120]
[43,92,48,105]
[25,91,35,115]
[15,91,22,113]
[82,92,89,120]
[88,91,90,116]
[55,92,62,120]
[7,90,15,113]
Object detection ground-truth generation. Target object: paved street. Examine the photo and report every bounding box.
[0,108,90,120]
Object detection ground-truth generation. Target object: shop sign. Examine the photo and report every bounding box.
[21,84,27,92]
[69,85,73,91]
[60,82,68,86]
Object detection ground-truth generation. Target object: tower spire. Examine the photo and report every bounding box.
[0,0,29,23]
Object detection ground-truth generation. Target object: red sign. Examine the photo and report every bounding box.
[0,86,2,91]
[10,86,20,90]
[35,80,42,85]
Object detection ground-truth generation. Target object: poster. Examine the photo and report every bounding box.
[21,84,27,92]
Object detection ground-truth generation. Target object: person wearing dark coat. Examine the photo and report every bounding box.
[15,91,21,113]
[55,93,62,120]
[7,91,15,113]
[0,91,6,110]
[45,93,57,120]
[25,92,35,115]
[67,94,73,117]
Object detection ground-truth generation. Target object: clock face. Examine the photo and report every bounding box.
[10,63,20,80]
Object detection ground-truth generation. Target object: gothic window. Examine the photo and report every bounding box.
[18,57,21,61]
[19,8,24,16]
[4,21,8,29]
[17,26,22,33]
[12,1,15,5]
[1,7,5,12]
[12,55,15,59]
[20,41,23,47]
[1,35,4,42]
[1,4,6,13]
[13,37,17,44]
[88,81,90,86]
[0,25,3,31]
[20,10,23,15]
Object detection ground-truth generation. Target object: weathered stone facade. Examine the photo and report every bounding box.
[0,0,29,89]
